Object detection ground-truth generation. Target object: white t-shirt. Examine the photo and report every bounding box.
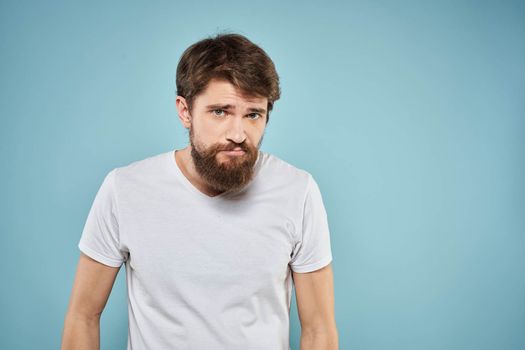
[78,148,333,350]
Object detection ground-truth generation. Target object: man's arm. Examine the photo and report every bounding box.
[61,252,121,350]
[292,263,338,350]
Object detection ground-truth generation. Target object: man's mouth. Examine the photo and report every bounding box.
[221,149,245,156]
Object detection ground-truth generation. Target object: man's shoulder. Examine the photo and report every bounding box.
[258,151,312,185]
[112,149,171,179]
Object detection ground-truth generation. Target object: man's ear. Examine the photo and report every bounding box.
[175,96,192,129]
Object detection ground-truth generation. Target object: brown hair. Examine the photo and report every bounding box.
[176,33,280,123]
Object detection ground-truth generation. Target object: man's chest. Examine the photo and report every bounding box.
[118,191,298,296]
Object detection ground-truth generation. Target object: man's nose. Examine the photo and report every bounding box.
[225,116,246,144]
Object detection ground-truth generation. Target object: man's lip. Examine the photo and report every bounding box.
[221,149,245,155]
[223,147,244,151]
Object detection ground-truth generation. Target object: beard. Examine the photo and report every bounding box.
[189,127,263,194]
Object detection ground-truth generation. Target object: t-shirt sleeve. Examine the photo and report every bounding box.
[289,174,333,273]
[78,168,127,268]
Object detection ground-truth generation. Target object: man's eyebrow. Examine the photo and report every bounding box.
[205,104,267,114]
[247,107,267,114]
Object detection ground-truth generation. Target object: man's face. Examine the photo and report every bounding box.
[184,79,268,193]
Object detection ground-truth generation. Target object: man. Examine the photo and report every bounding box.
[61,33,338,350]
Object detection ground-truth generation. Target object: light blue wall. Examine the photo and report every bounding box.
[1,0,524,349]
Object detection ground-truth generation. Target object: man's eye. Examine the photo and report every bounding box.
[213,109,226,117]
[248,113,261,120]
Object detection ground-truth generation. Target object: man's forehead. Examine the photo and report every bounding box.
[197,79,267,106]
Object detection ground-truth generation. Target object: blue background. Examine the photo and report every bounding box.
[1,0,524,349]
